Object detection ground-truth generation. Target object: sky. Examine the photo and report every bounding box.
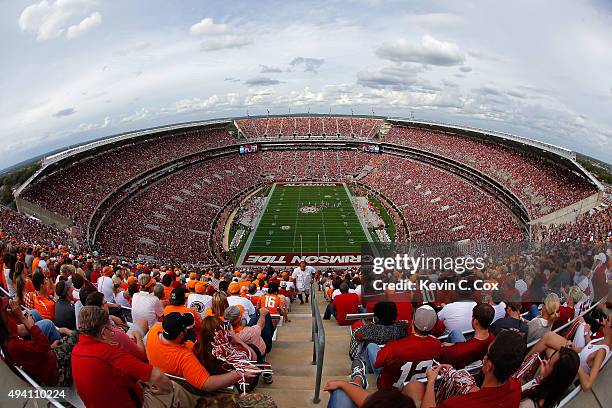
[0,0,611,170]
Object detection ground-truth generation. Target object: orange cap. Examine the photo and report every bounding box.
[234,271,241,277]
[228,283,241,294]
[187,280,197,290]
[195,282,207,294]
[127,276,138,285]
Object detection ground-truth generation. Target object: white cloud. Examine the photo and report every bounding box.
[376,35,466,66]
[190,17,251,51]
[66,11,101,39]
[200,35,251,51]
[18,0,100,41]
[175,94,240,113]
[190,17,229,36]
[402,13,463,27]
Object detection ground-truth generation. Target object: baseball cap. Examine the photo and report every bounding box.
[224,305,244,323]
[414,305,437,333]
[170,287,187,305]
[127,276,138,285]
[228,283,241,294]
[162,312,195,340]
[138,274,155,289]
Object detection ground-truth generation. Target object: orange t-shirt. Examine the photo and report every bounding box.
[32,294,55,321]
[163,285,173,301]
[145,324,210,389]
[32,258,40,273]
[163,305,202,332]
[259,294,282,315]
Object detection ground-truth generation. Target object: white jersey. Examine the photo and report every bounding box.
[187,294,212,318]
[292,266,314,291]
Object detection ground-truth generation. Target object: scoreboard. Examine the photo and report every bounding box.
[361,144,380,153]
[239,144,258,154]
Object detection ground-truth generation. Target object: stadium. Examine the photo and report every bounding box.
[1,113,610,408]
[1,1,612,407]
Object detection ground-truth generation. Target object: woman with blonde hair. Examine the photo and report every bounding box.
[527,293,560,343]
[205,292,229,319]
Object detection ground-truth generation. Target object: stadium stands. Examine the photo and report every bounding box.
[384,126,598,218]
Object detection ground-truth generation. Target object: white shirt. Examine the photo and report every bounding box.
[74,300,84,328]
[331,289,341,300]
[3,268,15,297]
[131,291,164,330]
[292,266,314,291]
[437,300,477,335]
[492,302,506,323]
[97,276,115,304]
[72,288,80,301]
[515,279,528,296]
[187,294,212,318]
[228,295,256,322]
[115,291,131,308]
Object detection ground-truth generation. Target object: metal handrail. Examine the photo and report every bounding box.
[310,283,325,404]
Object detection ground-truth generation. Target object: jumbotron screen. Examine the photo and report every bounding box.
[239,144,258,154]
[361,144,380,153]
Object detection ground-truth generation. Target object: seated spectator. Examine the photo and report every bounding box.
[323,283,360,325]
[115,283,136,308]
[161,273,174,301]
[404,330,527,408]
[163,287,201,332]
[73,306,195,407]
[350,302,408,374]
[527,293,560,344]
[132,274,163,331]
[490,291,506,323]
[441,303,495,368]
[187,281,212,318]
[244,283,263,307]
[324,382,416,408]
[146,312,250,392]
[84,291,146,361]
[205,292,230,319]
[371,305,442,389]
[1,298,77,386]
[258,282,291,323]
[54,280,76,330]
[437,290,477,335]
[527,315,611,392]
[489,297,528,337]
[74,284,96,329]
[227,282,256,324]
[520,347,579,408]
[96,266,115,304]
[31,272,55,321]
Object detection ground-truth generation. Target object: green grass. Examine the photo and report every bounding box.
[368,193,396,241]
[244,183,370,255]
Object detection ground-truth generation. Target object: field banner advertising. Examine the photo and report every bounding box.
[242,252,369,267]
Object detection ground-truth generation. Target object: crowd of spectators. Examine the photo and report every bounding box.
[20,129,235,227]
[236,117,382,139]
[362,155,525,242]
[0,206,74,250]
[318,240,611,408]
[384,127,598,218]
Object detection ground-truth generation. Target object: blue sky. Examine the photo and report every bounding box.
[1,0,611,170]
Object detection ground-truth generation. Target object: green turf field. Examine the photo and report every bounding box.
[238,183,371,265]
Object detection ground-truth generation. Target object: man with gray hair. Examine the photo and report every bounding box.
[72,306,196,407]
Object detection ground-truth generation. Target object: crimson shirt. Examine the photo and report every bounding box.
[332,293,360,325]
[6,323,57,385]
[441,333,495,368]
[71,335,153,408]
[437,378,522,408]
[374,334,442,389]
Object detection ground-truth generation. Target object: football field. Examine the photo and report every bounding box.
[238,182,372,267]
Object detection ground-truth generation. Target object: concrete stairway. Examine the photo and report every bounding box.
[259,291,354,407]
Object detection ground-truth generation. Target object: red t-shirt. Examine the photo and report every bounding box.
[437,378,522,408]
[374,334,442,389]
[71,335,153,408]
[552,305,574,330]
[333,293,360,325]
[6,323,58,385]
[441,333,495,368]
